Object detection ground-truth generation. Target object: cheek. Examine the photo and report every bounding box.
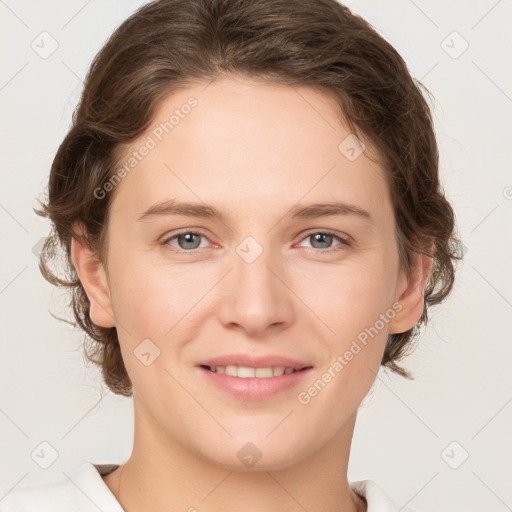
[302,271,390,405]
[294,261,393,388]
[297,261,394,332]
[108,246,182,313]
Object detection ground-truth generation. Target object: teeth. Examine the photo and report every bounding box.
[256,367,274,378]
[208,365,298,378]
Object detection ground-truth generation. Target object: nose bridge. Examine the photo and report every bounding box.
[217,234,294,333]
[234,233,283,302]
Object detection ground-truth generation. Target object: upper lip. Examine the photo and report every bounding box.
[198,354,313,370]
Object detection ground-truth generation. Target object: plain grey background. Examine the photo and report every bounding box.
[0,1,511,511]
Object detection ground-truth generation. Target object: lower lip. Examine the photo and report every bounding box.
[198,366,313,400]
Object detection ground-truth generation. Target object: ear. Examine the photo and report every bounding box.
[388,244,434,335]
[70,223,116,329]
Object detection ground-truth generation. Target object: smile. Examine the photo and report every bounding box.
[202,365,305,378]
[198,365,313,400]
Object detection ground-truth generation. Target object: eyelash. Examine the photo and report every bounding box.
[161,229,351,255]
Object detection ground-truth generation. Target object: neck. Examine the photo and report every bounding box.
[103,403,367,512]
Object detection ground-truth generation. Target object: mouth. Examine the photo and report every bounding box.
[197,364,314,400]
[199,364,312,377]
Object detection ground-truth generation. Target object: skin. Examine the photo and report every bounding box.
[71,75,433,512]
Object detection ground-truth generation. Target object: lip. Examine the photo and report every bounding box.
[198,353,313,371]
[197,354,314,401]
[198,365,314,400]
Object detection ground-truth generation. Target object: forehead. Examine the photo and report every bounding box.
[108,77,392,226]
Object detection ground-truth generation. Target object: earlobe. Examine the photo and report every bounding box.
[70,223,116,329]
[388,246,434,335]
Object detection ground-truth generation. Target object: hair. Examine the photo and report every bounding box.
[35,0,462,396]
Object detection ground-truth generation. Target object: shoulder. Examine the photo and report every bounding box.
[350,479,422,512]
[0,462,123,512]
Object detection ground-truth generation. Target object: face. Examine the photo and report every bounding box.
[81,76,413,471]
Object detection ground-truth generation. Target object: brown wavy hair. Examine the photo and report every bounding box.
[34,0,462,396]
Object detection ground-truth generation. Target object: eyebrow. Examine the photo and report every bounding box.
[136,199,373,223]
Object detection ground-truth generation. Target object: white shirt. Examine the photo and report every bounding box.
[0,462,420,511]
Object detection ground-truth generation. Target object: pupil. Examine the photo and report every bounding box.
[312,233,331,248]
[180,233,200,249]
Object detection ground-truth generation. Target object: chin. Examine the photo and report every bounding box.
[196,434,310,472]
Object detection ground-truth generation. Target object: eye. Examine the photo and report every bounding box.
[162,230,210,252]
[297,230,351,252]
[161,229,351,254]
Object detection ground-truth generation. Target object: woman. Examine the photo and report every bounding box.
[1,0,461,510]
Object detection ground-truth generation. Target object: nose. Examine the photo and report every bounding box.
[216,239,295,337]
